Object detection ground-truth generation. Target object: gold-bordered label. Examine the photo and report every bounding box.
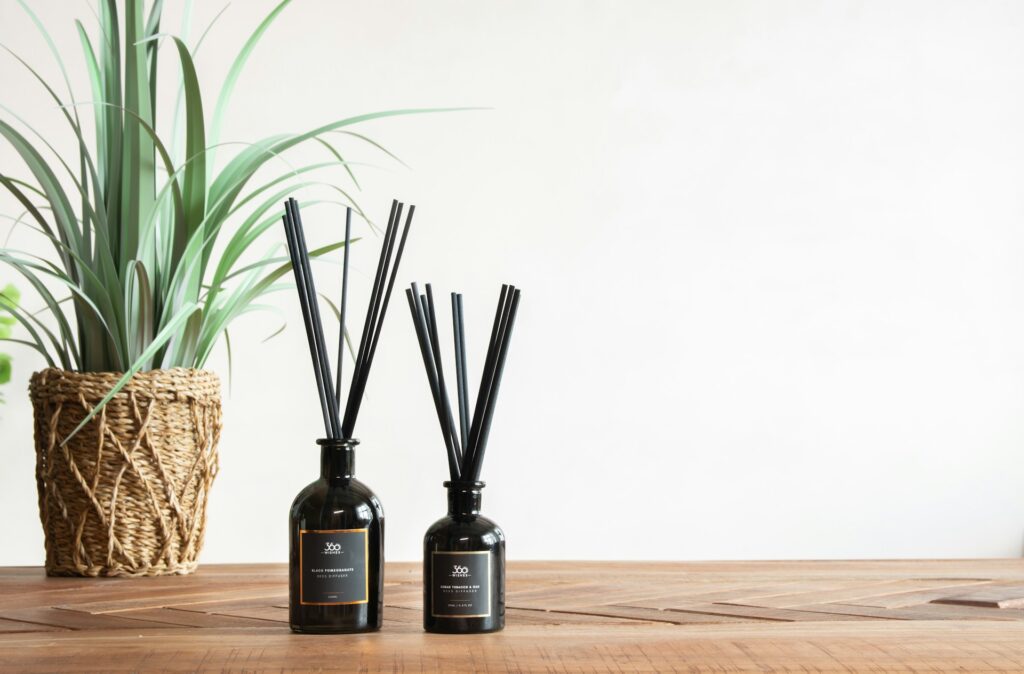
[431,550,492,618]
[299,528,369,606]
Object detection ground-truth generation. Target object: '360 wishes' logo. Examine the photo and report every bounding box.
[451,564,470,578]
[323,541,342,555]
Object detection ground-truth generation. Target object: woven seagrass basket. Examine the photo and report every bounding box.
[29,368,221,577]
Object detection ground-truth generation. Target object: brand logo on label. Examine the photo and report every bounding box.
[451,564,470,577]
[323,541,342,554]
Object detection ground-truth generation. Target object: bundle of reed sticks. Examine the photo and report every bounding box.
[406,283,521,481]
[282,197,414,440]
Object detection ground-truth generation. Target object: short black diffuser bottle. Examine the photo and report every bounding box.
[424,481,505,633]
[407,283,521,634]
[289,439,384,633]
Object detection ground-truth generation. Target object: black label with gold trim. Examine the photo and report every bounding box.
[300,529,368,605]
[431,551,491,617]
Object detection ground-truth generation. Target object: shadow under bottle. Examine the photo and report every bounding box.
[423,481,505,633]
[289,438,384,633]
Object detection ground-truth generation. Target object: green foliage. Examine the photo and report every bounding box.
[0,284,19,402]
[0,1,458,434]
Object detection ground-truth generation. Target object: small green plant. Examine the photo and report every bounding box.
[0,284,19,403]
[0,0,456,432]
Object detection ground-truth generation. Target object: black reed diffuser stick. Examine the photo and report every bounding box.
[452,293,470,450]
[342,204,415,439]
[466,288,520,481]
[282,200,336,438]
[282,198,415,440]
[288,199,342,437]
[407,283,522,481]
[407,286,461,480]
[464,284,510,473]
[335,207,352,403]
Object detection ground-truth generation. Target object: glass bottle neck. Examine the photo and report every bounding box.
[319,439,357,481]
[445,480,485,518]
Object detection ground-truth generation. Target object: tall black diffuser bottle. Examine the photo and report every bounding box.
[407,283,521,634]
[290,439,383,632]
[424,481,505,632]
[282,198,414,633]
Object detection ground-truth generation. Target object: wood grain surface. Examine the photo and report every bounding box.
[3,561,1024,672]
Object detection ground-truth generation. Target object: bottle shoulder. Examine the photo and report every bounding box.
[475,514,503,534]
[424,514,505,546]
[290,479,320,510]
[290,477,383,524]
[344,478,383,511]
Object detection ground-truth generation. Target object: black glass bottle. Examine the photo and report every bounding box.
[423,481,505,633]
[289,438,384,633]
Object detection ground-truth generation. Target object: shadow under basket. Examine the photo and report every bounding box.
[29,368,222,577]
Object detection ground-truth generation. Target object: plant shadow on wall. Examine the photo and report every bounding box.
[0,0,459,576]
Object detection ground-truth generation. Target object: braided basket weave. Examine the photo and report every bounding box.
[30,368,221,577]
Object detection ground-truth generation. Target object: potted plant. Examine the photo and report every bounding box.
[0,0,440,576]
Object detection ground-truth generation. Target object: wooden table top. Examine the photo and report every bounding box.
[3,560,1024,672]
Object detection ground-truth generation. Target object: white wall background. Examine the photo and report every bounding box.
[2,0,1024,564]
